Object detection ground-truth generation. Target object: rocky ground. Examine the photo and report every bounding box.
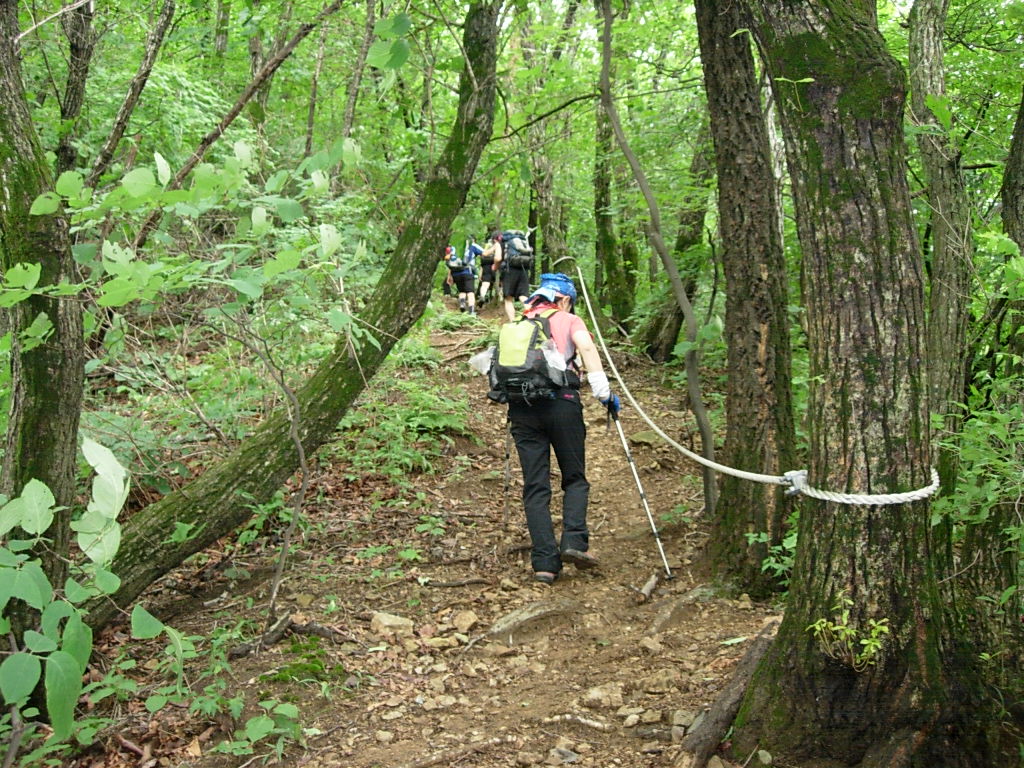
[83,298,782,768]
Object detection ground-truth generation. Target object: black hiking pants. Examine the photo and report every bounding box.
[509,389,589,574]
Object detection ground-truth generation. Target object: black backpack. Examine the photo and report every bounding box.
[502,230,534,269]
[487,309,578,403]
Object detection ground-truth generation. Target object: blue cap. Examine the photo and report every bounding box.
[527,273,577,306]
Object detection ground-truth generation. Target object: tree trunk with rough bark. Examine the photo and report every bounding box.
[730,3,998,765]
[55,1,96,175]
[0,1,85,595]
[696,0,795,599]
[909,0,972,494]
[87,1,501,632]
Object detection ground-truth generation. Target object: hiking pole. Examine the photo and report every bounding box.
[503,416,512,528]
[609,405,673,579]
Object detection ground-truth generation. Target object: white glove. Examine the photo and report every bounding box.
[587,371,610,401]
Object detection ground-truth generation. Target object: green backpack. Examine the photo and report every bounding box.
[487,309,574,403]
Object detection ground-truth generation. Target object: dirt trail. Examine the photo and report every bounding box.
[128,301,781,768]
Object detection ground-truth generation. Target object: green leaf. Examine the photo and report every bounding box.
[5,263,42,291]
[227,277,264,300]
[251,205,271,236]
[263,249,302,279]
[244,714,276,742]
[97,277,140,307]
[319,224,342,258]
[925,93,953,132]
[0,652,41,703]
[15,478,57,535]
[40,600,74,641]
[30,192,60,215]
[82,436,127,482]
[91,567,121,595]
[55,171,84,198]
[145,694,169,712]
[24,629,58,654]
[61,613,92,674]
[10,562,53,609]
[130,605,164,639]
[154,152,172,185]
[72,509,121,564]
[121,168,157,197]
[63,577,93,604]
[275,198,304,223]
[45,650,82,740]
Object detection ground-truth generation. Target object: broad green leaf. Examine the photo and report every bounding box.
[251,205,270,236]
[72,509,121,564]
[62,613,92,673]
[0,497,23,537]
[244,714,276,742]
[121,167,157,197]
[15,478,57,535]
[265,170,288,194]
[925,93,953,132]
[40,600,74,641]
[234,141,254,167]
[63,577,93,604]
[10,562,53,609]
[0,288,32,308]
[5,263,42,290]
[97,277,140,307]
[319,224,342,258]
[154,152,172,185]
[0,652,41,703]
[55,171,84,198]
[45,650,82,740]
[92,567,120,595]
[90,472,128,518]
[227,278,264,300]
[30,192,60,215]
[310,169,330,195]
[20,312,54,352]
[82,437,123,478]
[275,198,304,223]
[327,308,351,333]
[130,605,164,639]
[341,138,361,168]
[263,250,301,279]
[24,629,58,654]
[367,39,393,69]
[145,694,168,712]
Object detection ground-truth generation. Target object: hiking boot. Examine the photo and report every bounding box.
[534,571,557,585]
[562,549,599,570]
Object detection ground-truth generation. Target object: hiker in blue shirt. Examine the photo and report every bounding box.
[441,245,477,314]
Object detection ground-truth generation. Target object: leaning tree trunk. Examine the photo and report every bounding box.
[87,1,501,631]
[0,1,85,594]
[695,0,795,599]
[728,4,996,766]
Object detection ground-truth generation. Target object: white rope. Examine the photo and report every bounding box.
[574,267,939,506]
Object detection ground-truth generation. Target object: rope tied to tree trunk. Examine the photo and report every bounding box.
[574,267,941,507]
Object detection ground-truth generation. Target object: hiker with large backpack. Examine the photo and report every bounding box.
[478,232,500,308]
[492,228,534,322]
[440,243,477,315]
[487,273,620,585]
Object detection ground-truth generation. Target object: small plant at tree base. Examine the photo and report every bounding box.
[807,592,890,672]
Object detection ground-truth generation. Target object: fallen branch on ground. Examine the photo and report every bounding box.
[674,619,780,768]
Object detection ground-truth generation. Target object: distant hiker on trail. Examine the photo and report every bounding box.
[492,230,532,322]
[441,244,477,315]
[488,272,620,585]
[478,234,499,308]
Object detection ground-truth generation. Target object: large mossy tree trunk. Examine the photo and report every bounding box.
[730,3,996,766]
[695,0,795,599]
[87,1,501,631]
[0,2,85,593]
